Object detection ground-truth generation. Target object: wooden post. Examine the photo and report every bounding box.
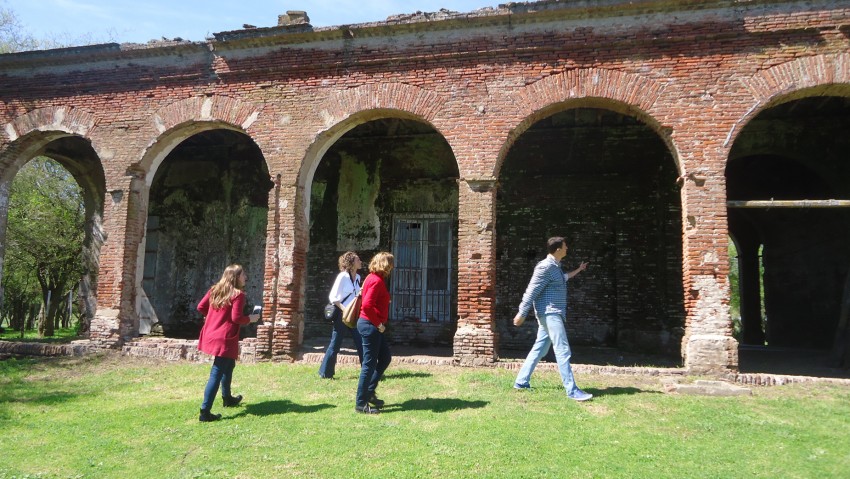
[727,200,850,208]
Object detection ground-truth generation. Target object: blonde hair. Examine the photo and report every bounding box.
[368,252,394,277]
[209,264,244,309]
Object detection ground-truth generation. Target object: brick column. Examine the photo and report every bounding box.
[255,174,279,360]
[679,168,739,375]
[453,178,498,366]
[89,173,146,347]
[259,181,305,361]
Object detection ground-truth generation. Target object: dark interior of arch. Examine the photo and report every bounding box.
[497,107,685,362]
[144,129,271,339]
[727,96,850,353]
[306,118,460,348]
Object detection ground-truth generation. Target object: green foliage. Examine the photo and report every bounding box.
[0,3,39,53]
[728,239,741,339]
[1,357,849,478]
[2,158,85,337]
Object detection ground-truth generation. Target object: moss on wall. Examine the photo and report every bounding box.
[337,152,381,251]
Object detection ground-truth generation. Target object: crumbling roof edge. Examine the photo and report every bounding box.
[0,0,816,67]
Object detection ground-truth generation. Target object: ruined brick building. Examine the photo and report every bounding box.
[1,0,849,373]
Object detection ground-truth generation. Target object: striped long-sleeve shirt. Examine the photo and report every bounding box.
[518,255,569,320]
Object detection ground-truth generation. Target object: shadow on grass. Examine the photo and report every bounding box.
[381,397,489,414]
[587,386,658,396]
[0,390,78,405]
[382,371,432,380]
[229,400,335,418]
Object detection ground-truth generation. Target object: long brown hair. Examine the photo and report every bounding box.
[209,264,244,309]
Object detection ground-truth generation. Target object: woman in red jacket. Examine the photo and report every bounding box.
[197,264,259,422]
[355,252,394,414]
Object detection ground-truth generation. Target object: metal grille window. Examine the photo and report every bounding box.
[390,217,452,322]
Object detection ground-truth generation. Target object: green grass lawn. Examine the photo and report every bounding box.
[0,354,848,478]
[0,327,81,343]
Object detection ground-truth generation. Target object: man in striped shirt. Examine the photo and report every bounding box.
[513,236,592,401]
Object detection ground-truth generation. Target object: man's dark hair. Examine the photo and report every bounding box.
[547,236,566,254]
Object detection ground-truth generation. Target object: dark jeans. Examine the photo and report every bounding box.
[356,318,391,407]
[201,356,236,411]
[319,308,364,378]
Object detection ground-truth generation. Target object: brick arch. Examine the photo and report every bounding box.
[496,68,671,177]
[151,95,262,135]
[138,96,264,183]
[300,83,451,217]
[4,105,98,143]
[727,53,850,148]
[0,106,103,188]
[317,83,448,127]
[0,107,106,341]
[517,68,666,117]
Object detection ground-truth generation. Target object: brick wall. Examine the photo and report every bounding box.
[1,1,849,373]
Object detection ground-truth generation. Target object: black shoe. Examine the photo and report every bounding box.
[199,409,222,422]
[355,404,380,414]
[222,394,243,407]
[368,393,385,408]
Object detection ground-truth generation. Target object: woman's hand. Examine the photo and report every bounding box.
[378,324,386,333]
[248,314,260,323]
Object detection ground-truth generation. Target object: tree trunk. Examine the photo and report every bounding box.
[39,289,62,337]
[26,303,37,331]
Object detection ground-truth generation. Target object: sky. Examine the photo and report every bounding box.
[9,0,500,45]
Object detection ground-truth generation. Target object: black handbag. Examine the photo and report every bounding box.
[324,291,352,320]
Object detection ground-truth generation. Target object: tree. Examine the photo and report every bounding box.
[0,2,39,53]
[4,158,85,336]
[0,1,114,54]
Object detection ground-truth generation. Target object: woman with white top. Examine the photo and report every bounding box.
[318,251,364,379]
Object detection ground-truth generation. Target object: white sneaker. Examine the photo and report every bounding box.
[569,389,593,401]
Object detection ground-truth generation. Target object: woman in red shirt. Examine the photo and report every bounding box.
[355,252,394,414]
[197,264,259,422]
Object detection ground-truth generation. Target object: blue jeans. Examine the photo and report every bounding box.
[319,308,364,378]
[201,356,236,411]
[515,313,580,395]
[356,318,391,407]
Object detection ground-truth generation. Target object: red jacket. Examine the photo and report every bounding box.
[197,290,250,359]
[359,272,390,327]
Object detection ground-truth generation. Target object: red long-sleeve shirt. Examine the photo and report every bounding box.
[197,290,251,359]
[359,272,390,327]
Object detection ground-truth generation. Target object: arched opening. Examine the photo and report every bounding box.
[304,116,460,352]
[0,134,105,338]
[727,233,767,346]
[727,95,850,374]
[497,106,684,365]
[141,129,271,339]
